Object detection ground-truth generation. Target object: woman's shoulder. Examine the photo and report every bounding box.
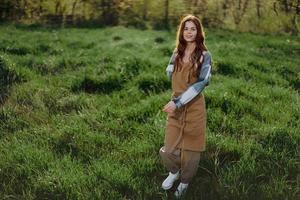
[173,48,178,55]
[202,51,212,63]
[202,50,211,57]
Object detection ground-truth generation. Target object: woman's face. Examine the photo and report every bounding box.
[183,21,197,43]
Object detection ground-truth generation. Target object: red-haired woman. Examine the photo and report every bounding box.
[159,14,212,198]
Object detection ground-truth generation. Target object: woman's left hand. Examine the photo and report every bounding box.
[162,101,176,114]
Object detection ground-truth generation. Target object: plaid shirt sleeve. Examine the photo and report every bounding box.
[165,50,177,79]
[172,52,212,108]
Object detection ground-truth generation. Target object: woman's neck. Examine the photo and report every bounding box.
[185,42,196,54]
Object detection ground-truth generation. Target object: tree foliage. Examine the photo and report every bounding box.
[0,0,299,34]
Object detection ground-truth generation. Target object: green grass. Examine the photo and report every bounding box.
[0,25,299,199]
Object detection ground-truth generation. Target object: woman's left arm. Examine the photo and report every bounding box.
[172,52,212,109]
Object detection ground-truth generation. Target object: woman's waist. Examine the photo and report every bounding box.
[172,91,185,97]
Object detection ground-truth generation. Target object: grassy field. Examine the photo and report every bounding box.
[0,25,299,199]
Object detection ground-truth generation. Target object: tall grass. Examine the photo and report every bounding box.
[0,25,299,199]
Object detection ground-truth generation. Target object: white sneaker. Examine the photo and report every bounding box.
[174,182,188,198]
[161,171,179,190]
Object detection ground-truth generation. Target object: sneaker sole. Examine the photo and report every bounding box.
[162,184,173,190]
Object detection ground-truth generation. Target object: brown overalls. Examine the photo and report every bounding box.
[159,59,207,183]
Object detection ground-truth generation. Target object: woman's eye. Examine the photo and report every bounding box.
[184,28,196,31]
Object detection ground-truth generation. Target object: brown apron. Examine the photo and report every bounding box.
[164,59,207,154]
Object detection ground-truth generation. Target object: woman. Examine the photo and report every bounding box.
[159,14,212,198]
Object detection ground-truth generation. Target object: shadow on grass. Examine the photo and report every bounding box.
[72,76,124,94]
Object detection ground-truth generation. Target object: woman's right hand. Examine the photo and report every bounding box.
[162,101,176,114]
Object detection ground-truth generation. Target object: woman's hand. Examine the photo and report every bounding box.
[162,101,176,114]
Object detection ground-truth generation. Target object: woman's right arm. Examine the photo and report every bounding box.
[165,50,177,79]
[162,49,178,114]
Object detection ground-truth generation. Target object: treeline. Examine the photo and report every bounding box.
[0,0,299,34]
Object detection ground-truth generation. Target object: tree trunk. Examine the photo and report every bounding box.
[164,0,169,30]
[143,0,148,20]
[72,0,78,23]
[233,0,250,25]
[291,0,300,35]
[273,2,279,15]
[38,0,43,17]
[283,0,290,13]
[256,0,261,18]
[81,0,87,19]
[72,0,78,16]
[13,0,21,20]
[222,0,230,18]
[55,0,60,15]
[291,14,299,35]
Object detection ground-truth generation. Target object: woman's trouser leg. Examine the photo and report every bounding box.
[159,146,201,183]
[159,146,181,174]
[180,150,201,183]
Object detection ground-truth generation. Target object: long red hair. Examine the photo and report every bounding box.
[174,14,208,76]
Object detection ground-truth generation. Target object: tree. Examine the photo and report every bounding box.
[255,0,261,18]
[93,0,119,26]
[71,0,79,23]
[232,0,250,26]
[143,0,149,20]
[274,0,300,34]
[164,0,169,29]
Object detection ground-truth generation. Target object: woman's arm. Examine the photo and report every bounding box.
[172,52,212,108]
[165,50,177,79]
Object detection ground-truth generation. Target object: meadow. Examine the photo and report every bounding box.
[0,25,299,199]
